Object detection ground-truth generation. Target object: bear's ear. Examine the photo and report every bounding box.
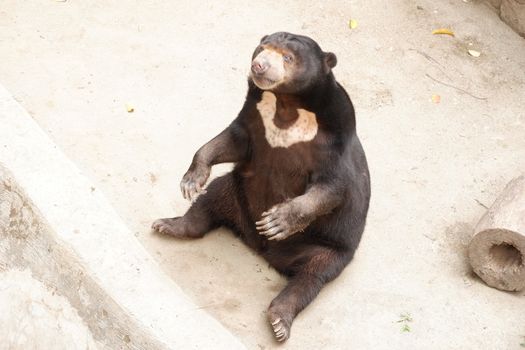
[324,52,337,71]
[260,35,268,43]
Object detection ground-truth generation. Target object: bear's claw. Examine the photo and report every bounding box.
[269,316,290,342]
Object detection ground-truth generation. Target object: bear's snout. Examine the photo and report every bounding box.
[251,60,268,75]
[250,48,285,90]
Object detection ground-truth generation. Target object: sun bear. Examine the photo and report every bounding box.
[152,32,371,342]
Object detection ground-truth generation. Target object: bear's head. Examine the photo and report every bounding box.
[250,32,337,94]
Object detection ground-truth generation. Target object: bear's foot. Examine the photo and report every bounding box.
[152,217,206,239]
[267,308,292,342]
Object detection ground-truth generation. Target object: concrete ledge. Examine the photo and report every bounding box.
[0,83,244,349]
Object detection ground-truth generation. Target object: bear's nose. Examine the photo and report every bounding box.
[251,61,268,75]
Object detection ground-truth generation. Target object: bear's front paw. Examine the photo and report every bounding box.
[255,202,310,241]
[180,164,210,201]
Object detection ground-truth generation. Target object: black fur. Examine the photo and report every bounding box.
[152,32,370,342]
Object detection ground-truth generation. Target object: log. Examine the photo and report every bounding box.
[468,175,525,292]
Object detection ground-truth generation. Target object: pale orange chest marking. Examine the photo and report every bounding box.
[256,92,318,148]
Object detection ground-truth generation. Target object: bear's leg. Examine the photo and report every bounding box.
[152,173,238,239]
[266,246,352,342]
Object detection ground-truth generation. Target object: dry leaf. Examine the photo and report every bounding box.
[432,28,455,37]
[431,94,441,104]
[348,19,358,29]
[468,49,481,57]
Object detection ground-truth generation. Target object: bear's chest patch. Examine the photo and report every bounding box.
[256,91,318,148]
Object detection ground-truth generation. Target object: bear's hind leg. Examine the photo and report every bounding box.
[151,210,212,239]
[266,246,353,342]
[152,173,237,239]
[151,194,215,239]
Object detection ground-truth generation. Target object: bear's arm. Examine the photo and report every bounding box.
[288,141,349,219]
[191,121,249,166]
[179,121,249,201]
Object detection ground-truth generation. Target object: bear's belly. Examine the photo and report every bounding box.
[239,150,310,222]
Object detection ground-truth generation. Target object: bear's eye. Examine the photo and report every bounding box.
[283,55,294,63]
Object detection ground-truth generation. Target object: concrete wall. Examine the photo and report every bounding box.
[487,0,525,37]
[0,83,245,349]
[0,269,101,349]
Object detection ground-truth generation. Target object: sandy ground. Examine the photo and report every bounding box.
[1,1,525,349]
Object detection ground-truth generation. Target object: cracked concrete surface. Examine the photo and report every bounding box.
[0,269,100,350]
[1,0,524,349]
[0,100,243,349]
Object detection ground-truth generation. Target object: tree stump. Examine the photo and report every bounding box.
[468,175,525,292]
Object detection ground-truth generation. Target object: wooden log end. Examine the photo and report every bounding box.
[468,228,525,292]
